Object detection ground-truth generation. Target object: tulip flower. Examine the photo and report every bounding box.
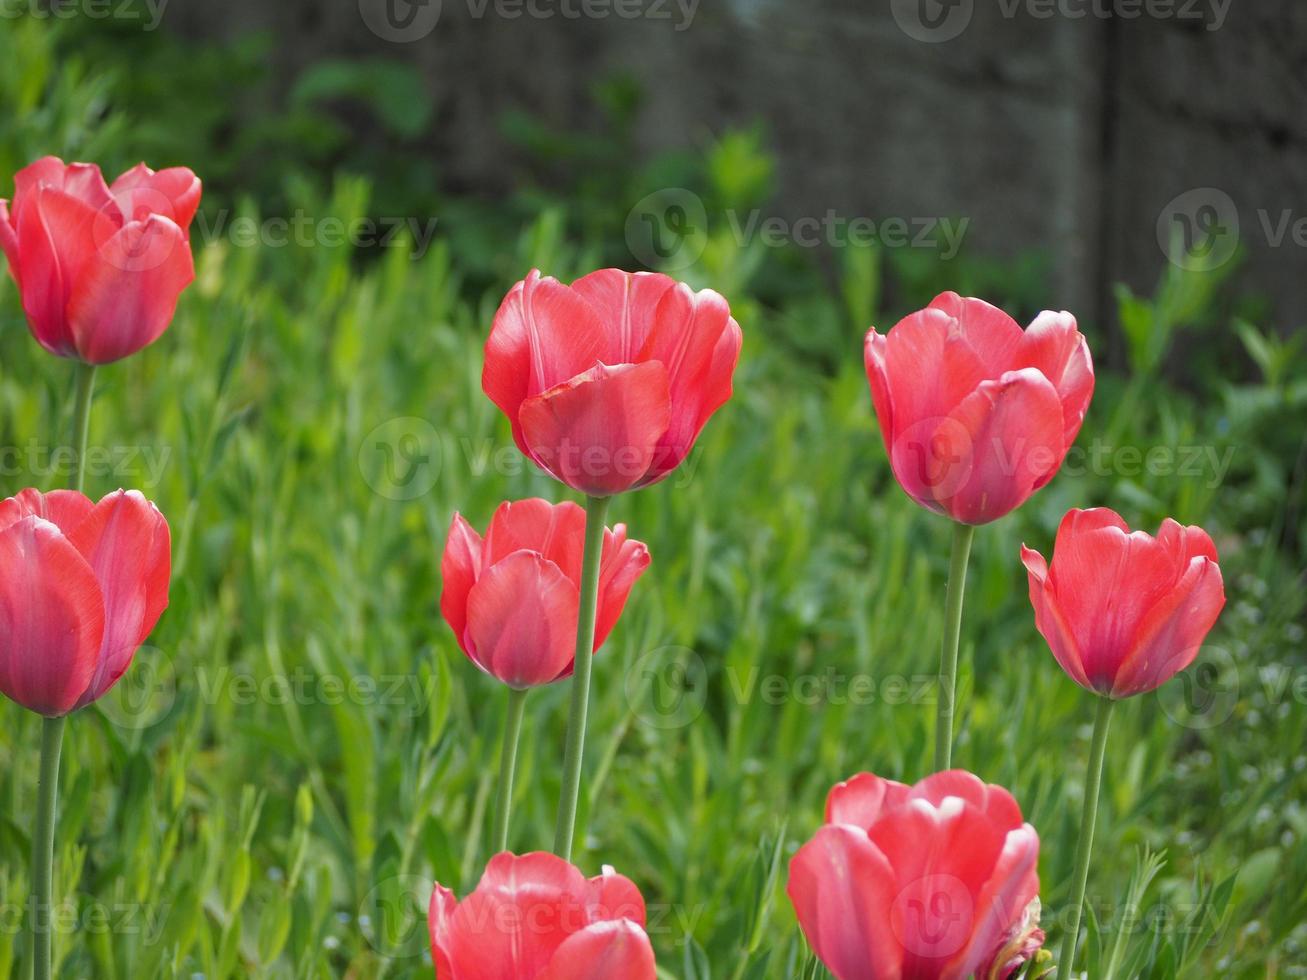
[429,851,657,979]
[788,770,1045,980]
[0,155,200,365]
[1020,508,1223,973]
[0,488,171,717]
[863,292,1094,772]
[0,488,170,980]
[1021,508,1225,699]
[483,268,742,498]
[441,498,649,852]
[440,498,650,690]
[864,292,1092,526]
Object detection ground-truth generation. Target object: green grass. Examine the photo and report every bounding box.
[2,15,1307,979]
[0,174,1302,979]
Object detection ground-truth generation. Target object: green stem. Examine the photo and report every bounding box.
[31,715,66,980]
[934,521,975,771]
[70,362,96,495]
[553,494,611,862]
[492,687,528,854]
[1058,695,1115,977]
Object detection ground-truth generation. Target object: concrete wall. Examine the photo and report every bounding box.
[164,0,1307,333]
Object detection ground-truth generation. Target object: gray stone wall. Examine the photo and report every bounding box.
[164,0,1307,334]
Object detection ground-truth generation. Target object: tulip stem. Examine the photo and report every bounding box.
[492,687,528,854]
[553,493,611,862]
[934,521,975,771]
[70,362,96,495]
[31,714,66,980]
[1058,695,1115,977]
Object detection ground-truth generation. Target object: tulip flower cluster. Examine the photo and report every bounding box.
[775,290,1223,980]
[0,156,195,980]
[432,267,741,974]
[1,151,1231,980]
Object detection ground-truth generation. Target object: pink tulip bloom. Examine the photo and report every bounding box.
[1022,508,1225,698]
[483,268,742,496]
[0,488,171,716]
[788,770,1044,980]
[0,156,201,364]
[429,851,657,979]
[440,498,650,689]
[865,292,1093,525]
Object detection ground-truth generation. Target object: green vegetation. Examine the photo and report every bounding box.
[0,13,1304,978]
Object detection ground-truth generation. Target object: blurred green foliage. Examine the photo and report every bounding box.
[0,11,1305,980]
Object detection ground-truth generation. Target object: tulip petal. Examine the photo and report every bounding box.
[869,798,1007,976]
[446,852,591,979]
[0,517,105,716]
[0,199,19,288]
[910,770,1024,832]
[928,291,1024,378]
[636,283,741,484]
[464,551,579,688]
[483,270,609,453]
[864,329,894,459]
[14,157,114,219]
[109,163,202,235]
[1021,544,1092,692]
[594,525,651,649]
[1016,310,1094,451]
[483,498,586,584]
[825,771,910,830]
[788,825,900,980]
[16,186,105,356]
[518,360,671,496]
[947,824,1041,979]
[570,268,676,363]
[428,883,458,980]
[538,919,657,980]
[587,865,647,927]
[1111,554,1225,697]
[67,214,195,363]
[882,305,988,441]
[440,512,485,657]
[932,368,1065,524]
[0,487,95,535]
[66,490,171,708]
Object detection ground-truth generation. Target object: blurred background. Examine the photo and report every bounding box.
[0,1,1305,977]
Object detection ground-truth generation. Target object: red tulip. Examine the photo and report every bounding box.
[864,292,1093,525]
[787,770,1044,980]
[440,498,650,689]
[428,851,657,979]
[483,268,742,496]
[0,156,200,364]
[1021,508,1225,698]
[0,488,170,716]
